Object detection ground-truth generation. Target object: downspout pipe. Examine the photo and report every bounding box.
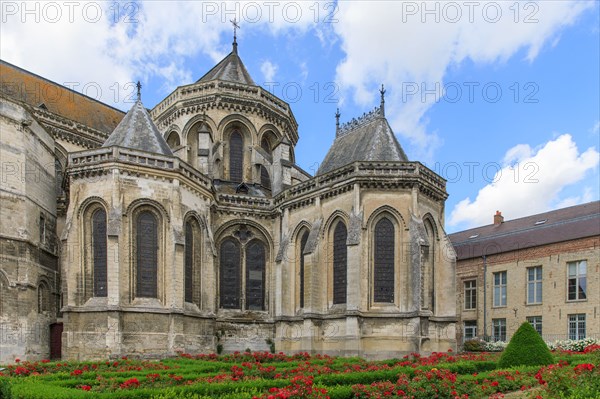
[483,255,487,340]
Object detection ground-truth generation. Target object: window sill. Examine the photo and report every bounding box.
[525,302,543,306]
[566,299,588,303]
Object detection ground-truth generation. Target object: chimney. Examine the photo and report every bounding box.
[494,210,504,225]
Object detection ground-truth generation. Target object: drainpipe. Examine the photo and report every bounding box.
[483,255,487,339]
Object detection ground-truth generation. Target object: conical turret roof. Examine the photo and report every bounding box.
[103,98,173,156]
[197,43,255,85]
[317,107,408,175]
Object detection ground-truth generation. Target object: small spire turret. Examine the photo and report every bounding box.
[136,81,142,101]
[231,18,240,54]
[335,108,341,136]
[379,84,386,117]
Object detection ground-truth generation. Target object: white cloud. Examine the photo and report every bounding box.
[0,1,327,108]
[260,60,278,82]
[448,134,599,228]
[591,121,600,134]
[332,1,594,159]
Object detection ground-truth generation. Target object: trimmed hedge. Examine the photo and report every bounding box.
[499,321,554,368]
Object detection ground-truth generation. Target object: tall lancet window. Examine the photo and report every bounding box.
[92,208,107,297]
[136,211,158,298]
[298,230,309,308]
[333,221,347,305]
[374,217,394,303]
[229,131,243,182]
[245,240,266,310]
[220,239,241,309]
[184,221,194,303]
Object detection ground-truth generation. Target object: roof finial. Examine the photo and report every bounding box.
[136,81,142,101]
[335,108,341,136]
[231,17,240,53]
[379,84,386,117]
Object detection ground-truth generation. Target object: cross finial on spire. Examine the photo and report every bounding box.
[136,81,142,101]
[231,17,240,53]
[379,84,386,117]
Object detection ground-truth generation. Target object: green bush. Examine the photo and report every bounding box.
[498,321,554,368]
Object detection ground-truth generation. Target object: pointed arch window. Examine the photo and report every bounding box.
[220,239,241,309]
[260,166,271,190]
[0,274,7,314]
[92,208,107,297]
[246,240,266,310]
[38,282,50,313]
[333,222,347,305]
[184,221,194,303]
[136,211,158,298]
[229,131,244,182]
[261,136,271,154]
[374,217,394,303]
[299,231,309,308]
[423,219,436,312]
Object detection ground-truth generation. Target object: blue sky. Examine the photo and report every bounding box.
[2,1,598,232]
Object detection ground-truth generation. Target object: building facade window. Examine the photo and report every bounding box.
[567,260,587,301]
[219,237,266,311]
[219,238,241,309]
[298,230,309,309]
[464,279,477,310]
[229,131,244,182]
[492,318,506,342]
[373,217,394,303]
[464,320,477,341]
[245,240,266,310]
[92,208,107,297]
[39,213,46,244]
[527,316,543,335]
[332,221,347,305]
[493,271,507,307]
[568,314,586,340]
[260,166,271,190]
[38,282,50,313]
[136,211,158,298]
[184,220,202,304]
[527,266,542,304]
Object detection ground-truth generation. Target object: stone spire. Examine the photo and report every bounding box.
[335,108,341,136]
[196,19,255,86]
[379,84,386,117]
[231,17,240,54]
[136,80,142,101]
[102,96,173,156]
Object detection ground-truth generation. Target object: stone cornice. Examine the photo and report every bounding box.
[67,150,447,216]
[151,81,299,144]
[274,162,448,211]
[31,107,110,149]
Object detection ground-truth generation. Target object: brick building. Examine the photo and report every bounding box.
[450,202,600,344]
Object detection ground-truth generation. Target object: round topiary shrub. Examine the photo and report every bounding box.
[498,321,554,368]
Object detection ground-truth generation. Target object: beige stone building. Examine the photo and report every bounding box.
[0,39,457,362]
[450,202,600,345]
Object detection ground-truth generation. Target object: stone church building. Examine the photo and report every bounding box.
[0,39,456,362]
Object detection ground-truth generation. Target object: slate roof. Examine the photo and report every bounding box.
[103,99,173,156]
[317,107,408,175]
[0,59,124,135]
[449,201,600,260]
[196,45,256,85]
